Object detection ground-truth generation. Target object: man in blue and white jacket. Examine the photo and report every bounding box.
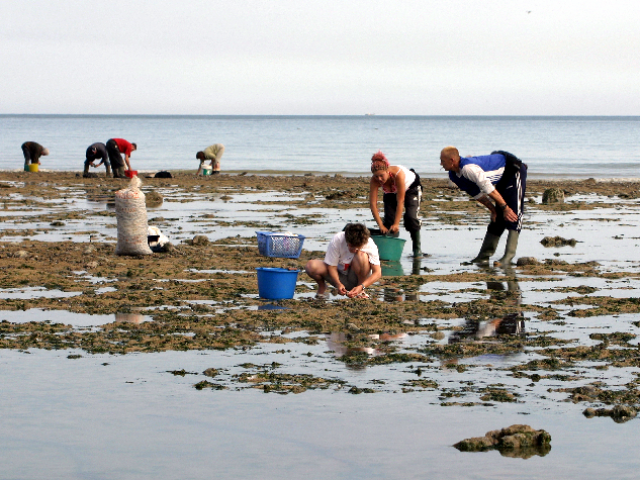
[440,146,528,266]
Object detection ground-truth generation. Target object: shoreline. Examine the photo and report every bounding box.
[2,168,640,182]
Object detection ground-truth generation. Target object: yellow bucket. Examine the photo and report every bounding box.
[28,164,39,173]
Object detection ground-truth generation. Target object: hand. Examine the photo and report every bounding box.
[337,283,348,296]
[502,205,518,222]
[389,224,400,234]
[347,284,364,298]
[380,225,389,235]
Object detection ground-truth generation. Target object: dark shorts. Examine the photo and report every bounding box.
[382,184,422,233]
[488,163,528,236]
[336,268,360,290]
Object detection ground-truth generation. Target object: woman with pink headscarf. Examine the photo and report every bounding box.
[368,151,423,257]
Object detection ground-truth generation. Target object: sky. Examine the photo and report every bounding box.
[1,0,639,115]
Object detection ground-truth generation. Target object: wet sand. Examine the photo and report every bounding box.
[2,170,640,478]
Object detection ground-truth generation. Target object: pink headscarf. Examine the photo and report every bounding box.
[371,150,390,172]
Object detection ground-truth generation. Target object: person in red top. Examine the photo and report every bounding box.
[106,138,137,178]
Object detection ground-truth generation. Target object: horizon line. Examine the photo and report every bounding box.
[2,113,639,118]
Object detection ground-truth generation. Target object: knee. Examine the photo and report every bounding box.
[352,251,370,271]
[305,259,324,276]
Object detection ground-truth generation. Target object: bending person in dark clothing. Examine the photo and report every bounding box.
[84,142,110,177]
[106,138,136,178]
[22,142,49,170]
[369,151,423,257]
[440,146,527,266]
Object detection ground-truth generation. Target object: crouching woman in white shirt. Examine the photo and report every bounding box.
[305,223,382,299]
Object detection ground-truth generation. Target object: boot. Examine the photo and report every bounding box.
[463,232,501,265]
[494,230,519,267]
[410,230,422,257]
[83,163,90,178]
[106,165,112,177]
[412,258,422,275]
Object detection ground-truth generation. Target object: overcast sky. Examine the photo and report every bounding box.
[1,0,639,115]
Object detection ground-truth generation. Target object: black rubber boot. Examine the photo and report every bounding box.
[494,230,519,267]
[463,232,501,265]
[410,230,422,257]
[106,165,112,177]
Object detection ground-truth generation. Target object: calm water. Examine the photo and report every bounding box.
[1,115,639,178]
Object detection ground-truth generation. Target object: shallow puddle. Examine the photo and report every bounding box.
[0,309,152,326]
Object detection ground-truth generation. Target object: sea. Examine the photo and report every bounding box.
[1,115,639,178]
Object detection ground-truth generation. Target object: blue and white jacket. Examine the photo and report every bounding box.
[448,153,506,199]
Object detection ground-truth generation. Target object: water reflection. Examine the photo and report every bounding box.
[381,287,418,303]
[380,261,404,277]
[486,273,521,307]
[449,274,525,343]
[115,313,148,325]
[448,313,526,344]
[325,332,408,369]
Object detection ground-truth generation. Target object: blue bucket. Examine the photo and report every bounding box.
[256,267,299,300]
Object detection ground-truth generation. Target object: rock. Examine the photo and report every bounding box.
[454,436,495,452]
[517,257,539,266]
[83,245,97,255]
[85,261,99,269]
[16,250,29,259]
[583,405,637,422]
[540,236,577,247]
[454,424,551,457]
[191,235,209,246]
[203,368,219,378]
[542,188,565,204]
[583,178,597,186]
[145,191,163,207]
[611,405,637,420]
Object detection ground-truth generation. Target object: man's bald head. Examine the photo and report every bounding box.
[440,146,460,172]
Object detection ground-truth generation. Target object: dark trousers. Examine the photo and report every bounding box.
[383,185,421,233]
[487,163,528,236]
[106,139,124,169]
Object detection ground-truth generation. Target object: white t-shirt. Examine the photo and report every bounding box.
[324,232,380,275]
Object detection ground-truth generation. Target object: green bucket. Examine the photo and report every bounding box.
[371,235,406,261]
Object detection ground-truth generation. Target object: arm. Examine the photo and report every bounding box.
[369,177,388,234]
[390,170,407,233]
[476,194,498,222]
[346,263,382,298]
[326,265,347,295]
[124,154,132,171]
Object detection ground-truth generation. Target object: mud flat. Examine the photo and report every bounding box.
[2,171,640,478]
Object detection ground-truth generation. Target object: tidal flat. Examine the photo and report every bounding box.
[2,171,640,479]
